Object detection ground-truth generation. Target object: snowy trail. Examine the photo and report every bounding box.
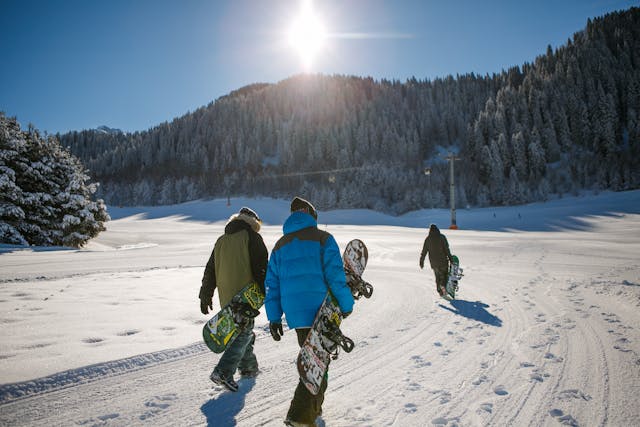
[1,194,639,426]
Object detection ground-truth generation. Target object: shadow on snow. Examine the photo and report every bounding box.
[439,299,503,327]
[200,378,256,427]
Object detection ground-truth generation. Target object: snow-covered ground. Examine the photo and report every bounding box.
[1,190,639,426]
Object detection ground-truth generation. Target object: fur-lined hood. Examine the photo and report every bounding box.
[227,212,261,233]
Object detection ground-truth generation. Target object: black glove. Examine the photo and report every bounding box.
[269,322,283,341]
[419,259,424,269]
[200,298,212,315]
[342,311,352,319]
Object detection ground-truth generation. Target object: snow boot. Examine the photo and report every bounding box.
[210,370,238,392]
[240,368,260,378]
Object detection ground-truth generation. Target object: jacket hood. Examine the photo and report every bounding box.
[226,212,261,233]
[283,211,317,235]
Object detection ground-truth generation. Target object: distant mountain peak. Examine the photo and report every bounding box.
[96,125,123,135]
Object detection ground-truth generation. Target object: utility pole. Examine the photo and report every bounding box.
[444,152,460,229]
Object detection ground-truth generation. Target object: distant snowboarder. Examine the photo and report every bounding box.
[199,207,268,392]
[419,224,454,297]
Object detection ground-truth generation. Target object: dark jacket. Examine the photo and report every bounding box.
[264,212,354,328]
[199,213,268,307]
[420,225,453,271]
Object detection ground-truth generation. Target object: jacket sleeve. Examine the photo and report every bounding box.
[419,237,429,266]
[248,230,268,294]
[264,251,283,322]
[199,247,217,301]
[323,235,354,314]
[442,235,454,263]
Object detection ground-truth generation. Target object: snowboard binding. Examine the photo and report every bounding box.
[230,300,260,329]
[345,266,374,300]
[320,315,355,359]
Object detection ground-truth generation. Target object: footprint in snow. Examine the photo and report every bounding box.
[493,385,508,396]
[613,337,631,353]
[558,389,591,401]
[406,382,422,392]
[117,329,140,337]
[439,391,451,404]
[404,403,418,413]
[472,375,488,386]
[544,352,564,362]
[410,355,432,368]
[431,416,459,426]
[82,337,104,344]
[530,373,544,382]
[479,403,493,413]
[139,394,177,420]
[23,342,53,349]
[77,413,120,425]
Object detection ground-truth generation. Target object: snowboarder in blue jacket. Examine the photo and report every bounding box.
[265,197,354,426]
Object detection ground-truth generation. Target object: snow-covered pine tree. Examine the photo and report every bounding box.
[0,116,28,245]
[0,113,109,247]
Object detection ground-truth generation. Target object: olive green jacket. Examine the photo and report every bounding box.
[199,213,268,307]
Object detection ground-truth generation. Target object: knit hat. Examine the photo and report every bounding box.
[290,196,317,220]
[239,207,261,222]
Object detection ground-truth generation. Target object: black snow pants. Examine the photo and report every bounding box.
[434,267,448,294]
[286,328,328,424]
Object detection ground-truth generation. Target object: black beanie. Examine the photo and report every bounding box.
[290,196,317,220]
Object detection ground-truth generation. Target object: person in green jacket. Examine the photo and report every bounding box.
[419,223,454,297]
[199,207,268,392]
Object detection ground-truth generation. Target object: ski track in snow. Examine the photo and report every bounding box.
[1,193,639,426]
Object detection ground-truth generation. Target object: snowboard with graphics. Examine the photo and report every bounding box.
[296,239,371,395]
[444,255,463,299]
[202,282,264,353]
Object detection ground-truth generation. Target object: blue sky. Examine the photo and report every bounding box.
[1,0,638,134]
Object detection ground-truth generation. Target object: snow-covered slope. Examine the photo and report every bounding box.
[1,191,639,426]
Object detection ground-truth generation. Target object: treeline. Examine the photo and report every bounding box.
[60,7,640,213]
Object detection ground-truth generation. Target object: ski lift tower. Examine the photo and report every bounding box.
[444,152,460,229]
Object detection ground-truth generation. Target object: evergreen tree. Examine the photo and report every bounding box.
[0,114,109,247]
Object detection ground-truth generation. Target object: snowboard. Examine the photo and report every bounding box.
[444,255,463,299]
[202,282,264,353]
[296,239,371,395]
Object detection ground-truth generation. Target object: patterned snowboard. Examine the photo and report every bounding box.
[444,255,463,299]
[202,282,264,353]
[296,239,370,395]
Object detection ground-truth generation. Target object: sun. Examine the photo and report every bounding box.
[287,1,326,70]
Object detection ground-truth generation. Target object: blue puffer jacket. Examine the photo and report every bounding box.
[265,212,354,329]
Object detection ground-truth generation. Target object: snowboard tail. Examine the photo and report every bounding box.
[202,282,264,353]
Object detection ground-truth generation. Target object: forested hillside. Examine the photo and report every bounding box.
[59,8,640,213]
